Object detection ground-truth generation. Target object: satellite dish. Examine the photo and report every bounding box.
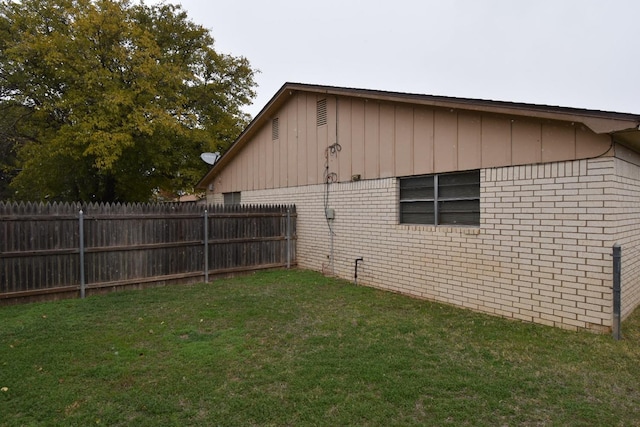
[200,152,220,165]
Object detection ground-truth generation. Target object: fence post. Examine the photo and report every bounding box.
[286,207,291,269]
[79,209,86,299]
[612,243,622,340]
[204,209,209,283]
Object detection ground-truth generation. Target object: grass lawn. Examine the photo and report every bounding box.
[1,269,639,426]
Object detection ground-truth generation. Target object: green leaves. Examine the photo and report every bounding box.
[0,0,256,202]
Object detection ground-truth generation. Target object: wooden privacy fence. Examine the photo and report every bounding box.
[0,202,297,303]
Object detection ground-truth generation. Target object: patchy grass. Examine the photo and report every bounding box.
[1,269,639,426]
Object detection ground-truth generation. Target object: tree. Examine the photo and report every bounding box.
[0,0,256,202]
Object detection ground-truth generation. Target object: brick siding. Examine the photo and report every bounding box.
[211,156,640,332]
[612,155,640,319]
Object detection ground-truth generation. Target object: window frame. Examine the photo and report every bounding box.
[399,170,480,227]
[223,191,241,205]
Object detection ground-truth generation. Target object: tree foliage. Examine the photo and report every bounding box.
[0,0,256,202]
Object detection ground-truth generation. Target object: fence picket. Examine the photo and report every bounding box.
[0,202,297,303]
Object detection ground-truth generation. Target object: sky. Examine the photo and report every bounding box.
[156,0,640,118]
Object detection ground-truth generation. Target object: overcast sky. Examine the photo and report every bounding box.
[160,0,640,117]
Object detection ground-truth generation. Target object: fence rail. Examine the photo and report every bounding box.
[0,201,297,304]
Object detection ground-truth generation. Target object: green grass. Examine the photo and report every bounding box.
[1,269,639,426]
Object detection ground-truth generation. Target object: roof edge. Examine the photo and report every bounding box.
[283,83,640,133]
[196,83,640,189]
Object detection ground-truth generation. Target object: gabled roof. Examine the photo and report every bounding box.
[197,82,640,188]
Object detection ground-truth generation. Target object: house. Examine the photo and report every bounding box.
[197,82,640,332]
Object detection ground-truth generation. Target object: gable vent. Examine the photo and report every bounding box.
[272,117,279,140]
[317,98,327,126]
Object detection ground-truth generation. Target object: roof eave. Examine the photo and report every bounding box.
[285,83,640,133]
[197,82,640,189]
[196,84,295,189]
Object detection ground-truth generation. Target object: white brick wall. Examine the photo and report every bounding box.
[612,156,640,319]
[481,159,614,331]
[212,156,640,332]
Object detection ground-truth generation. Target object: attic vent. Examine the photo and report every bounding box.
[272,117,279,140]
[317,99,327,126]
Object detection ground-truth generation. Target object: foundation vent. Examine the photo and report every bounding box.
[317,98,327,126]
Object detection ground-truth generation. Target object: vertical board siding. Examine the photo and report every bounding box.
[351,99,366,180]
[542,122,576,162]
[265,126,274,189]
[481,114,512,168]
[306,94,319,186]
[364,101,380,179]
[337,98,353,182]
[379,103,395,178]
[0,202,297,303]
[413,108,435,176]
[512,120,542,165]
[457,112,482,171]
[434,109,458,172]
[211,93,611,195]
[395,105,414,177]
[297,94,309,187]
[317,97,329,184]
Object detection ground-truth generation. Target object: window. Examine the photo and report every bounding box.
[399,170,480,226]
[223,191,241,205]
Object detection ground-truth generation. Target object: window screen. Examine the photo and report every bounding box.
[400,170,479,226]
[223,192,241,205]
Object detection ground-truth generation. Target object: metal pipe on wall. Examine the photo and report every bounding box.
[612,243,622,340]
[354,257,363,285]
